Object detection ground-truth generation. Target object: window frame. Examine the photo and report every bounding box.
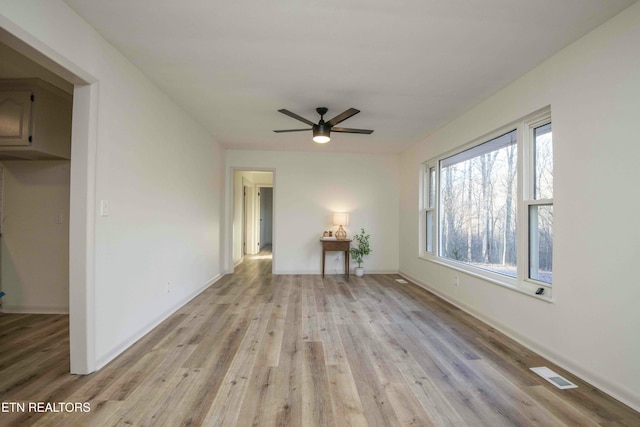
[420,164,437,255]
[420,107,553,300]
[522,114,553,291]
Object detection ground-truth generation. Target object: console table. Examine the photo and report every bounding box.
[321,239,351,277]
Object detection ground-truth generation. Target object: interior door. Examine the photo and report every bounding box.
[259,187,273,250]
[242,185,248,255]
[259,189,264,250]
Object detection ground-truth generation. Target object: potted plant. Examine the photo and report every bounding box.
[350,228,372,277]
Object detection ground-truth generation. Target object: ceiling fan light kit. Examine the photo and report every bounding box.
[274,107,373,144]
[312,125,330,143]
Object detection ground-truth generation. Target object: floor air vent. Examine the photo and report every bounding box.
[395,279,408,284]
[530,367,578,389]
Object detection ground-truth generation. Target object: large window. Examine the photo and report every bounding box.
[421,109,553,297]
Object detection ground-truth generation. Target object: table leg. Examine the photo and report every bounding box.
[322,249,325,278]
[346,249,350,277]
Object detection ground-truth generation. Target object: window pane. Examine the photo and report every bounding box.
[428,167,436,208]
[529,204,553,284]
[534,123,553,200]
[440,130,518,278]
[426,210,433,253]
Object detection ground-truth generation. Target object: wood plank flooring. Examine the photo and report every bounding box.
[1,256,639,426]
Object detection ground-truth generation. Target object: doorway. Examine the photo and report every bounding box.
[0,44,73,313]
[232,170,275,270]
[0,24,97,374]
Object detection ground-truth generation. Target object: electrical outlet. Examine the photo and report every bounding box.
[454,276,459,287]
[166,282,171,293]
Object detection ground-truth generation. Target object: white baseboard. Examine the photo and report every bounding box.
[94,273,224,371]
[398,271,640,413]
[272,269,399,275]
[0,305,69,314]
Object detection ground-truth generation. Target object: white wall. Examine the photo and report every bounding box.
[0,0,225,369]
[0,161,69,312]
[226,150,399,275]
[399,2,640,410]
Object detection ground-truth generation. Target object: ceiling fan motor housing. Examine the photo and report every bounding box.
[314,122,329,133]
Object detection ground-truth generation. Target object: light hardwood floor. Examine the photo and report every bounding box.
[1,256,639,426]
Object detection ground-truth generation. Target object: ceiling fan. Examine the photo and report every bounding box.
[273,107,374,143]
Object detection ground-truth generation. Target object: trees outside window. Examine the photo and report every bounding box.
[439,130,518,277]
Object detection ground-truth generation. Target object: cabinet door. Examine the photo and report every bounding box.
[0,91,32,146]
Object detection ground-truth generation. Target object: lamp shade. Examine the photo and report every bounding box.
[333,213,349,226]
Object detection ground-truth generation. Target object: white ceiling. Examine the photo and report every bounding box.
[64,0,636,154]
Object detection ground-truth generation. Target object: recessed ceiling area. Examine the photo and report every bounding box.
[63,0,637,153]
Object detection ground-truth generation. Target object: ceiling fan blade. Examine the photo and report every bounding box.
[326,108,360,127]
[331,127,374,134]
[273,128,311,133]
[278,109,316,126]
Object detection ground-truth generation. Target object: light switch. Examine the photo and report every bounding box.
[55,211,64,224]
[100,200,109,216]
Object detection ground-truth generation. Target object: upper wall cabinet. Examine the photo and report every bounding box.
[0,79,72,160]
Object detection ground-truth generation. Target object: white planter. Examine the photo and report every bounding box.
[354,267,364,277]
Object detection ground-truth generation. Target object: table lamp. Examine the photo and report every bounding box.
[333,213,349,240]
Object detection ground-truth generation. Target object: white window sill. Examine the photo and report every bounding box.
[418,255,554,303]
